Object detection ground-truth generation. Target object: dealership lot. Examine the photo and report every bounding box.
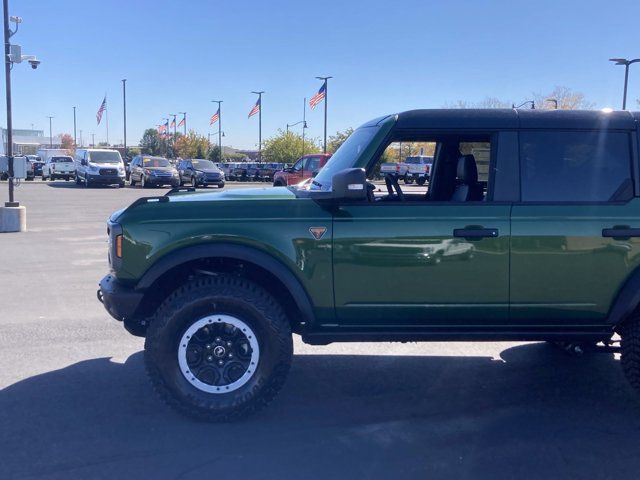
[2,182,640,479]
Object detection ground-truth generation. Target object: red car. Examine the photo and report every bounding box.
[272,154,331,186]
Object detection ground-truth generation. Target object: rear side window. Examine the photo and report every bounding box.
[520,131,633,202]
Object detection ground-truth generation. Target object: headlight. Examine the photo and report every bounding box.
[89,165,99,172]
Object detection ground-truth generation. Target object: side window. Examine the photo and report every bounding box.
[307,157,320,172]
[520,131,633,202]
[292,159,304,172]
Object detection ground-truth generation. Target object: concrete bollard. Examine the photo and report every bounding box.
[0,206,27,232]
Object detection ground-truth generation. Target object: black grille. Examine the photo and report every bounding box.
[100,168,118,176]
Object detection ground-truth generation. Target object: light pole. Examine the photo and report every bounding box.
[3,7,39,209]
[609,58,640,110]
[212,100,222,160]
[179,111,187,136]
[46,115,53,147]
[91,133,95,147]
[512,100,535,109]
[316,76,331,153]
[545,98,558,110]
[72,106,77,146]
[251,91,264,161]
[122,79,127,155]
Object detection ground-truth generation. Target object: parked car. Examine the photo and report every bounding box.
[246,163,261,181]
[74,148,125,187]
[42,155,75,181]
[257,162,284,182]
[99,108,640,421]
[26,155,44,177]
[272,154,331,186]
[231,163,253,181]
[402,155,433,185]
[129,155,180,188]
[177,159,225,188]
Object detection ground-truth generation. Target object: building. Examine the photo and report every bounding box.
[1,127,62,155]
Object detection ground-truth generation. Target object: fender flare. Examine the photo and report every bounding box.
[608,267,640,327]
[135,243,315,326]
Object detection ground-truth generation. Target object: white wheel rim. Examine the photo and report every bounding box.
[178,314,260,394]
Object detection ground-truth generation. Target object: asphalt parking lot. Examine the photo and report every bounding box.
[2,180,640,479]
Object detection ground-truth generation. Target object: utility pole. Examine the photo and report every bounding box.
[47,115,53,147]
[72,106,77,146]
[316,76,331,153]
[91,133,95,147]
[302,97,306,157]
[122,79,127,155]
[79,129,83,147]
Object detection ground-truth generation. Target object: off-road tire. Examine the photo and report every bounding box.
[621,319,640,392]
[144,274,293,421]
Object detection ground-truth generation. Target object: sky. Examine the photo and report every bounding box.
[2,0,639,150]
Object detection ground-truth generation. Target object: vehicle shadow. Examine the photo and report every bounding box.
[1,344,639,480]
[44,182,121,189]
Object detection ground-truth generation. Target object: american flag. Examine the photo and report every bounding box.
[210,109,220,125]
[309,84,326,109]
[178,117,185,127]
[170,118,176,128]
[248,98,261,118]
[96,96,107,124]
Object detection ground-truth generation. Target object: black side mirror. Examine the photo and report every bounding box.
[332,168,367,201]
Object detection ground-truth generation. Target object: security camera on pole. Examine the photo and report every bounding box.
[1,3,40,233]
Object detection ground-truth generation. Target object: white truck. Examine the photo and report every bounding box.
[402,155,433,185]
[41,155,76,181]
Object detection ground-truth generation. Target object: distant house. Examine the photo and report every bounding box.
[0,127,62,155]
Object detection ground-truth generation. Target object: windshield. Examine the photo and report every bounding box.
[192,160,216,170]
[144,157,171,168]
[89,151,122,164]
[51,157,73,163]
[311,126,381,191]
[405,156,432,164]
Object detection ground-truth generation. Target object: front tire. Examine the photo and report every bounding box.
[621,319,640,393]
[144,274,293,421]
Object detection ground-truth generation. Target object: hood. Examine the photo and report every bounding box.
[194,167,221,174]
[146,166,175,172]
[168,186,296,203]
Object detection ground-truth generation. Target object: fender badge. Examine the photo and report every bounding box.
[309,227,327,240]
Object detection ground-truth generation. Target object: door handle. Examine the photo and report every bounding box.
[453,227,499,239]
[602,227,640,239]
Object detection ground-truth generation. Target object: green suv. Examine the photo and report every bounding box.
[99,109,640,420]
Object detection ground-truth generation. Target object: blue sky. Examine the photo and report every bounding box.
[3,0,639,149]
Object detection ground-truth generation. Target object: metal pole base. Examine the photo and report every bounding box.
[0,204,26,232]
[4,201,19,207]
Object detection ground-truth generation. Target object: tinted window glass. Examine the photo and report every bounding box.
[520,131,632,202]
[143,157,170,167]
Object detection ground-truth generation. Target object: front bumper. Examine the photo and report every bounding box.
[98,274,143,322]
[148,175,180,186]
[88,174,124,185]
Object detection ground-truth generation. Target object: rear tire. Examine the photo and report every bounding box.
[417,177,426,186]
[144,274,293,421]
[621,319,640,393]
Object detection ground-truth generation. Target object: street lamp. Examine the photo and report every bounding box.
[46,115,53,147]
[545,98,558,110]
[72,106,77,146]
[512,100,535,109]
[609,58,640,110]
[3,5,40,210]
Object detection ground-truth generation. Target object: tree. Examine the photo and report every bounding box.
[207,145,221,162]
[60,133,74,149]
[533,86,594,110]
[174,131,209,159]
[140,128,160,155]
[327,128,354,153]
[445,97,511,109]
[263,130,320,163]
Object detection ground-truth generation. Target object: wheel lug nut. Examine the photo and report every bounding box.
[206,355,213,362]
[228,352,233,358]
[226,341,232,347]
[218,360,224,366]
[205,344,211,349]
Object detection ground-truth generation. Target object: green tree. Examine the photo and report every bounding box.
[327,128,354,153]
[174,131,209,159]
[140,128,160,155]
[263,130,320,163]
[207,145,221,162]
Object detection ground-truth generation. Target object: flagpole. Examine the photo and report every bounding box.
[105,94,109,146]
[252,91,264,161]
[316,76,331,154]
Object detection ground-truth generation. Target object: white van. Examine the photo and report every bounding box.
[74,149,125,187]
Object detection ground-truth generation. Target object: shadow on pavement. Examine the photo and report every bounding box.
[1,344,640,479]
